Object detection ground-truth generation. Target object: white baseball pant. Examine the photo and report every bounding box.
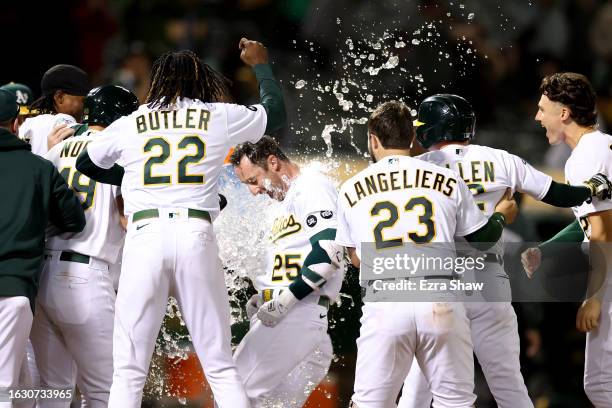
[352,301,475,408]
[30,251,115,408]
[108,209,249,408]
[234,299,333,407]
[0,296,34,408]
[584,300,612,407]
[399,265,532,408]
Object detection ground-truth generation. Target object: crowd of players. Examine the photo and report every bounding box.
[0,37,611,408]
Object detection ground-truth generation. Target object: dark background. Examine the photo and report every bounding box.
[3,0,612,406]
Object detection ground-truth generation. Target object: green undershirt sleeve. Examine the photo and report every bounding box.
[253,64,286,134]
[76,149,124,186]
[538,219,584,256]
[541,181,591,208]
[463,212,506,251]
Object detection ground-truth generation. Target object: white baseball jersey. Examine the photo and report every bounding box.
[45,129,125,264]
[335,155,488,260]
[19,113,76,156]
[256,169,343,300]
[565,130,612,240]
[86,98,267,218]
[418,143,552,215]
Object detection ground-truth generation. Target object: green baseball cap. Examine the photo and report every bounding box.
[0,82,34,115]
[0,89,19,121]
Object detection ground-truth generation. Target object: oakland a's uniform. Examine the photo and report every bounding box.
[86,98,266,408]
[234,169,342,408]
[336,154,487,408]
[19,113,76,156]
[400,143,548,408]
[565,130,612,407]
[30,129,124,407]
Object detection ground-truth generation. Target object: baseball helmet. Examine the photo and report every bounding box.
[0,82,35,115]
[82,85,139,127]
[414,94,476,149]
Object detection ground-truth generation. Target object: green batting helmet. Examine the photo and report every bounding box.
[414,94,476,149]
[0,82,35,115]
[82,85,139,127]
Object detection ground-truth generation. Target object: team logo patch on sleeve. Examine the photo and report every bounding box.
[306,215,318,227]
[320,210,333,219]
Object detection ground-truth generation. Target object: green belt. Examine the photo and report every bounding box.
[261,289,330,310]
[132,208,211,223]
[59,251,90,264]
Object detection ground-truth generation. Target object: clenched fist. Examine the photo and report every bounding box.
[239,38,268,67]
[521,247,542,278]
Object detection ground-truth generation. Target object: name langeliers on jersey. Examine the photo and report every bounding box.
[135,108,211,133]
[343,167,463,207]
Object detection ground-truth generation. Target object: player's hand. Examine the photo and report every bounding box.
[239,38,269,66]
[584,173,612,200]
[246,294,262,319]
[494,188,518,225]
[47,123,75,150]
[576,297,601,332]
[521,247,542,278]
[256,290,298,327]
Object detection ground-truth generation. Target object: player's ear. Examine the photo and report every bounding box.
[11,117,19,134]
[53,91,64,109]
[267,154,279,170]
[560,106,571,121]
[369,131,380,149]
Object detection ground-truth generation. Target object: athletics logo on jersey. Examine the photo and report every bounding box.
[306,215,318,227]
[270,214,301,243]
[387,157,399,165]
[320,210,333,219]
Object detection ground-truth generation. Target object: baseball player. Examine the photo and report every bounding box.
[230,136,343,407]
[397,94,612,408]
[521,72,612,407]
[29,85,138,408]
[19,64,90,156]
[336,100,517,408]
[0,89,85,408]
[76,40,286,408]
[0,82,37,126]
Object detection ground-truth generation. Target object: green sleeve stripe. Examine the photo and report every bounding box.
[288,275,314,300]
[302,267,325,286]
[541,181,590,208]
[309,228,336,245]
[463,213,504,251]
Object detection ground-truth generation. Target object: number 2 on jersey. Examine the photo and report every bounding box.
[143,135,206,185]
[59,167,96,210]
[371,197,435,249]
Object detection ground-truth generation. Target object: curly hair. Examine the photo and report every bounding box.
[367,101,415,149]
[229,136,288,169]
[145,50,231,109]
[539,72,597,126]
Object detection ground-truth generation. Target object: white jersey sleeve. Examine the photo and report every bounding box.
[86,117,125,169]
[226,104,267,145]
[504,152,552,200]
[20,113,76,156]
[335,199,355,248]
[455,178,489,237]
[294,173,338,236]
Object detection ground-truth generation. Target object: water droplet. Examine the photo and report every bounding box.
[178,397,187,405]
[412,38,421,45]
[467,12,475,20]
[395,41,406,48]
[295,80,307,89]
[366,94,373,102]
[354,59,362,66]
